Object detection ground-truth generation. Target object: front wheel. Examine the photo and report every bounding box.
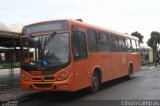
[90,71,100,93]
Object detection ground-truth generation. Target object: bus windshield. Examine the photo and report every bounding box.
[21,32,70,70]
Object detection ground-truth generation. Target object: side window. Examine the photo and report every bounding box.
[117,37,122,52]
[122,38,127,52]
[131,40,137,52]
[109,34,118,52]
[87,29,98,52]
[98,32,110,52]
[136,40,140,53]
[72,30,87,60]
[126,38,132,52]
[117,37,126,52]
[114,35,119,52]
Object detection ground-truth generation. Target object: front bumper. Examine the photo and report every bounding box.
[20,77,75,92]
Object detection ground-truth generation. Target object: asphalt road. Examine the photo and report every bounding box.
[17,65,160,106]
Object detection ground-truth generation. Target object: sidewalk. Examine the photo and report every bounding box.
[0,68,20,76]
[0,68,41,102]
[141,63,160,71]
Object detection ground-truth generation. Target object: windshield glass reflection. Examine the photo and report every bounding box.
[21,33,70,68]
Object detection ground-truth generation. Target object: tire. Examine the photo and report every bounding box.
[128,65,133,80]
[90,71,100,93]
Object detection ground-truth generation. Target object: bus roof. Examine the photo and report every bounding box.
[68,19,138,40]
[24,19,139,40]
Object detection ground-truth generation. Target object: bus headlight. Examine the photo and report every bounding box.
[22,73,30,81]
[56,70,72,81]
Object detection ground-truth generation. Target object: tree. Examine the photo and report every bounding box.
[147,31,160,51]
[131,31,144,43]
[147,31,160,60]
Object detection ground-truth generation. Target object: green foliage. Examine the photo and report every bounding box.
[147,31,160,51]
[131,31,144,43]
[0,62,20,69]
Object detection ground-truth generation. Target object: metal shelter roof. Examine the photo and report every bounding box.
[0,30,20,47]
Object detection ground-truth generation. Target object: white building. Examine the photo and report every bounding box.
[141,45,153,64]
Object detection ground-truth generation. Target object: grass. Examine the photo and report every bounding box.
[0,62,20,69]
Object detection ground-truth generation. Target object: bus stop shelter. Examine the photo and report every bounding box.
[0,30,20,75]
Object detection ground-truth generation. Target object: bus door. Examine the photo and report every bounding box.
[72,27,90,90]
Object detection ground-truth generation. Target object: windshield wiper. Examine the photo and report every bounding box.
[41,32,57,66]
[43,32,57,54]
[46,32,57,46]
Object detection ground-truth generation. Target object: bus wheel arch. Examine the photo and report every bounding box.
[90,67,102,92]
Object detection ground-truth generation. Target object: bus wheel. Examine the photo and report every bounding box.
[90,71,100,92]
[128,65,133,80]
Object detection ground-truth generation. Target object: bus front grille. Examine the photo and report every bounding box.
[32,76,55,81]
[29,71,55,76]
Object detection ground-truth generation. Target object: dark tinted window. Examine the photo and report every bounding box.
[109,35,119,52]
[72,30,87,60]
[87,29,98,52]
[98,32,110,52]
[113,35,119,52]
[118,37,126,52]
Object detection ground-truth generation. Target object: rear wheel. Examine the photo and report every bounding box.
[90,71,100,92]
[128,65,133,80]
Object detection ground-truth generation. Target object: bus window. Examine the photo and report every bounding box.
[87,29,98,52]
[136,40,140,53]
[114,35,119,52]
[126,38,132,52]
[109,34,118,52]
[117,37,126,52]
[98,32,110,52]
[72,30,88,60]
[109,35,113,52]
[122,38,127,52]
[131,40,137,52]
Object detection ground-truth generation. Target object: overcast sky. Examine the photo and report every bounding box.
[0,0,160,44]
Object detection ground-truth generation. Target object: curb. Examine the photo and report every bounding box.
[0,92,46,105]
[143,63,154,67]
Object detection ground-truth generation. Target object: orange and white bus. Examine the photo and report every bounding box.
[20,19,141,92]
